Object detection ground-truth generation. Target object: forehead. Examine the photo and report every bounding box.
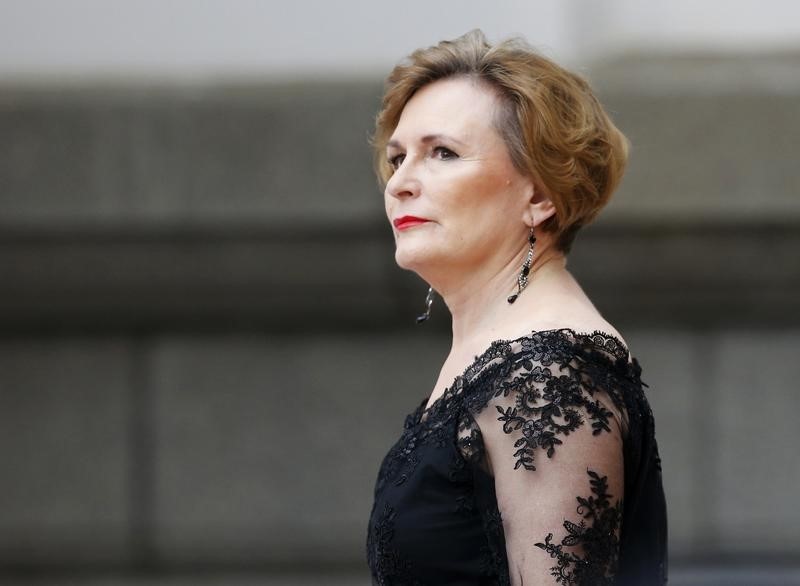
[390,76,501,144]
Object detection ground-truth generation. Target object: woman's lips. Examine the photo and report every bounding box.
[393,216,431,230]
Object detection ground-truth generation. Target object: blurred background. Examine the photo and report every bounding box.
[1,1,799,585]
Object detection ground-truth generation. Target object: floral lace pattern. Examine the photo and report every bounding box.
[366,328,666,585]
[535,469,623,585]
[455,329,635,474]
[479,506,511,585]
[366,502,423,586]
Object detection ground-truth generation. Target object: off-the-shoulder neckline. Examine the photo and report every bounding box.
[414,327,637,425]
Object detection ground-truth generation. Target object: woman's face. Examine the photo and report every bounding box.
[384,76,534,280]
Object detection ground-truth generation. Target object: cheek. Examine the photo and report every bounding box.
[450,170,517,219]
[384,192,395,219]
[447,177,522,251]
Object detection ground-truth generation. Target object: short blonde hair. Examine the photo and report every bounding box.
[372,29,629,254]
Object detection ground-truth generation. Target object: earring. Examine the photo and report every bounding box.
[416,286,435,324]
[507,229,536,304]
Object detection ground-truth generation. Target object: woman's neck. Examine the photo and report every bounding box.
[437,245,568,351]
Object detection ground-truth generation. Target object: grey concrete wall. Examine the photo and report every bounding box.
[1,54,799,584]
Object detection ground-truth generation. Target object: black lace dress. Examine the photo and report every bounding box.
[366,328,667,585]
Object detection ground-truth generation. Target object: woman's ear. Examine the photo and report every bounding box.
[522,182,557,228]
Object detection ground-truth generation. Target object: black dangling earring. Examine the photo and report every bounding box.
[507,229,536,304]
[416,286,435,324]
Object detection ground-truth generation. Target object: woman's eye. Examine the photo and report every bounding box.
[388,153,405,170]
[433,146,457,160]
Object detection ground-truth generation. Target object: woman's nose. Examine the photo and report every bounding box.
[385,160,421,200]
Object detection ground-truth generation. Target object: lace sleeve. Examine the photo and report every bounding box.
[456,329,631,586]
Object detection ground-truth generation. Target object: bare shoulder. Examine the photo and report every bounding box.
[533,312,629,352]
[520,270,630,351]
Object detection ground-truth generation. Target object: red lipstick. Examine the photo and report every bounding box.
[393,215,431,231]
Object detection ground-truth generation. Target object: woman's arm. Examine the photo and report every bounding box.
[480,404,624,585]
[457,335,629,585]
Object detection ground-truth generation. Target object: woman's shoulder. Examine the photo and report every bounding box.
[454,324,642,472]
[459,322,645,424]
[467,318,633,376]
[520,313,629,354]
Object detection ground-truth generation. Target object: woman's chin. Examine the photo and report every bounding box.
[394,247,435,273]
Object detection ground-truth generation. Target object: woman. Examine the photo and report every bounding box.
[365,30,667,585]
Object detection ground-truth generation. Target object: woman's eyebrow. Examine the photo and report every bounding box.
[386,133,467,150]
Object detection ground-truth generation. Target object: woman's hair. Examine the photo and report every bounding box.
[372,29,629,254]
